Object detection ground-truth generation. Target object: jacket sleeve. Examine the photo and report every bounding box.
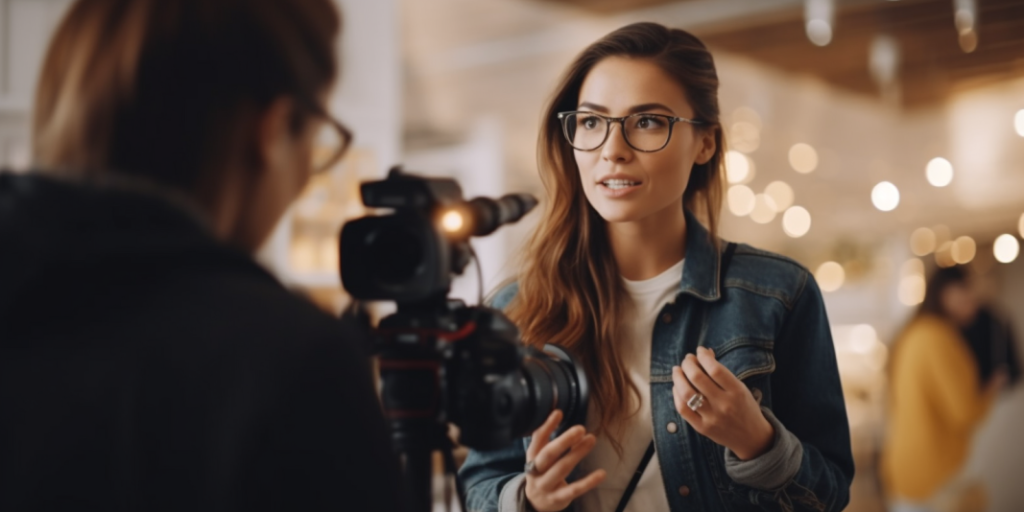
[459,441,530,512]
[735,273,855,512]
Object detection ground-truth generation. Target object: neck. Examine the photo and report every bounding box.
[607,200,687,281]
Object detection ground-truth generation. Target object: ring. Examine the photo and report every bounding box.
[524,459,542,476]
[686,393,705,411]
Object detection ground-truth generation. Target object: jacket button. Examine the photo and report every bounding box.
[661,313,672,323]
[751,387,763,403]
[666,422,678,433]
[678,485,690,497]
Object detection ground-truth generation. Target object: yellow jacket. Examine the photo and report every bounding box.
[881,314,997,500]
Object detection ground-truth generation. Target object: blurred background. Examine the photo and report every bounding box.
[1,0,1022,510]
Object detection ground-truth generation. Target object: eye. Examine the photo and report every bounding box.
[634,115,665,129]
[580,115,600,130]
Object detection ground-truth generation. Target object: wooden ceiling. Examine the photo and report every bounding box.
[544,0,1024,108]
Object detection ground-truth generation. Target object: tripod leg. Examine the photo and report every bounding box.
[402,448,434,512]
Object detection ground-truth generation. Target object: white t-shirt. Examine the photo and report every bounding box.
[575,258,683,512]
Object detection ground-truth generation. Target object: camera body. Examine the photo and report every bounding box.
[339,168,587,451]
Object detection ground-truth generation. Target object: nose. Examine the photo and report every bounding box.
[600,122,633,164]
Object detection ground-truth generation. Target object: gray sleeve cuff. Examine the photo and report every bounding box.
[498,473,530,512]
[723,406,803,491]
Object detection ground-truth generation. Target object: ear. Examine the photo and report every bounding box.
[693,126,718,165]
[254,96,299,177]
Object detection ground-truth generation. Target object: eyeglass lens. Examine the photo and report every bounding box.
[563,112,672,152]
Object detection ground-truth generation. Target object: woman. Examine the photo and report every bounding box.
[882,266,1005,512]
[0,1,403,510]
[459,22,853,512]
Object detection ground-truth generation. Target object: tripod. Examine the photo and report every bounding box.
[392,421,466,512]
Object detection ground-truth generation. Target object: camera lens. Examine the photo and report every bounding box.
[518,345,588,436]
[365,224,424,288]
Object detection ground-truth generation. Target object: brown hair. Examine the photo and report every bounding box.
[506,22,725,450]
[32,0,339,198]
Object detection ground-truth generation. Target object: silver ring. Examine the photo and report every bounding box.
[686,393,705,411]
[524,459,542,476]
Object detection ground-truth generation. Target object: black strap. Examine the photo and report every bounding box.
[614,441,656,512]
[613,242,737,512]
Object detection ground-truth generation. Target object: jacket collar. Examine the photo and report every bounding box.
[678,209,725,302]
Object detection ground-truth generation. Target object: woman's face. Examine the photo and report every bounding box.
[573,56,716,224]
[941,280,980,326]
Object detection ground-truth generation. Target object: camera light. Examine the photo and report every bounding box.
[441,209,465,233]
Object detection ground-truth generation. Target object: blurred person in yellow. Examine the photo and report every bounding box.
[0,1,405,510]
[882,266,1007,512]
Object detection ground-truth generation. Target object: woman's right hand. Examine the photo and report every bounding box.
[524,410,606,512]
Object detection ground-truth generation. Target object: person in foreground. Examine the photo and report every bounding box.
[459,22,853,512]
[882,266,1007,512]
[0,0,403,510]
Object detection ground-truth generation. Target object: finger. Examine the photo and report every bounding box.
[527,409,563,461]
[672,366,705,427]
[681,353,725,400]
[534,425,586,474]
[550,469,607,504]
[541,434,598,485]
[696,347,745,393]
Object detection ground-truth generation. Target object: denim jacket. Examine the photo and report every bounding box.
[459,213,854,512]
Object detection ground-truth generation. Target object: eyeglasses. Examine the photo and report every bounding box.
[557,111,703,153]
[303,100,353,174]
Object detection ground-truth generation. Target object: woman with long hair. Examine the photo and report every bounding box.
[459,22,853,512]
[881,266,1006,512]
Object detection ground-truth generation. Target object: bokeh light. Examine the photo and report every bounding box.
[994,234,1020,263]
[926,157,953,187]
[899,274,926,305]
[910,227,936,256]
[816,261,845,292]
[730,121,761,153]
[806,19,833,47]
[935,241,956,268]
[871,181,900,211]
[951,236,976,264]
[765,181,795,212]
[750,194,778,224]
[1016,109,1024,137]
[789,143,819,174]
[727,185,756,216]
[725,150,752,184]
[782,206,811,238]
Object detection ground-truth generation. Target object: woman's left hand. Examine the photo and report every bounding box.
[671,346,775,460]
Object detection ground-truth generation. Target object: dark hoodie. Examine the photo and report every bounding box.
[0,172,403,511]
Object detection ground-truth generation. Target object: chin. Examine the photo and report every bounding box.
[594,207,646,224]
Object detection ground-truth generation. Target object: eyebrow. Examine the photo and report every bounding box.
[577,102,677,115]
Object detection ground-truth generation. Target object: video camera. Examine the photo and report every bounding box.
[339,168,589,512]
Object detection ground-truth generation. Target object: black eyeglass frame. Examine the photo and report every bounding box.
[556,110,704,153]
[300,99,353,174]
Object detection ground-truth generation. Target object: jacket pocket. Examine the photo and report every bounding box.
[710,339,775,381]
